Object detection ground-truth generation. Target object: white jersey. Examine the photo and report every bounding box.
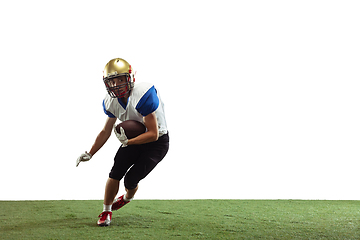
[103,82,168,136]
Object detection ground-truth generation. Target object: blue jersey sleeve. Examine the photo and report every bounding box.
[102,100,116,118]
[136,86,159,116]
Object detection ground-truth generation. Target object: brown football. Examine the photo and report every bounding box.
[115,120,146,139]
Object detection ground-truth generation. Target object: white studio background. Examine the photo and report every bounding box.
[0,0,359,201]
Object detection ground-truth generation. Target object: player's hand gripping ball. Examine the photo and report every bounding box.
[114,127,129,147]
[114,120,146,147]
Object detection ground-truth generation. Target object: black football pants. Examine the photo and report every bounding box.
[109,133,169,190]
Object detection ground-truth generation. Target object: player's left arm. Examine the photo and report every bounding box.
[126,112,159,145]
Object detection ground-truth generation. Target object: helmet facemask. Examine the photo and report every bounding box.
[103,73,133,98]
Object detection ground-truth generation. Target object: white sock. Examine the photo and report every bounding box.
[103,204,112,212]
[123,194,133,202]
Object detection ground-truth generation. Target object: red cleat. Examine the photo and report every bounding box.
[112,195,130,211]
[97,211,112,226]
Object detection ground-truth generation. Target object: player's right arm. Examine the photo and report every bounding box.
[76,117,116,167]
[88,117,117,156]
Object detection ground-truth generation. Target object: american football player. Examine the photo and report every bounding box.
[76,58,169,226]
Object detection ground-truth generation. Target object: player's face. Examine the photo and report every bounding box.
[107,76,127,88]
[105,75,130,98]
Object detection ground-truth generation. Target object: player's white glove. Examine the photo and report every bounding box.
[114,125,128,147]
[76,151,92,167]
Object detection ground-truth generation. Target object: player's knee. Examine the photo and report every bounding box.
[124,181,138,190]
[124,174,140,190]
[109,171,124,181]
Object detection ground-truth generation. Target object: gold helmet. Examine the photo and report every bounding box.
[103,58,135,98]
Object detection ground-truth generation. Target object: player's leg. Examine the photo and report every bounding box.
[106,145,140,202]
[125,184,139,199]
[98,145,140,226]
[112,134,169,211]
[124,134,169,197]
[111,184,139,211]
[104,178,120,205]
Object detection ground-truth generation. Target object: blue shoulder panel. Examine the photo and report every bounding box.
[102,100,116,118]
[136,86,159,116]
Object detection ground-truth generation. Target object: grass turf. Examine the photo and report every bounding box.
[0,200,359,239]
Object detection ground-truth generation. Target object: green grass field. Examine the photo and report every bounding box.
[0,200,359,239]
